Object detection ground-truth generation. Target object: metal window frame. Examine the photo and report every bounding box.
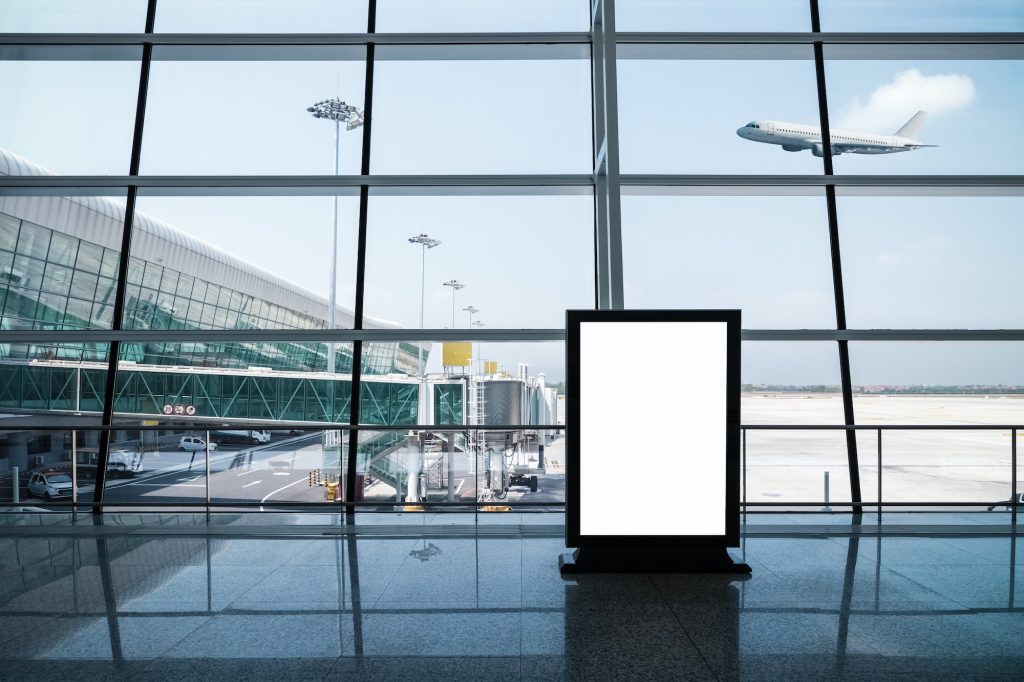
[0,2,1021,516]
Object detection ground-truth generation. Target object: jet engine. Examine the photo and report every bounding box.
[811,143,840,157]
[781,145,803,152]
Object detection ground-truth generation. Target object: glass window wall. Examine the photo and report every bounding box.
[0,2,1017,515]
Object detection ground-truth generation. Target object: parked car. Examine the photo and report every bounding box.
[27,470,75,500]
[179,436,218,452]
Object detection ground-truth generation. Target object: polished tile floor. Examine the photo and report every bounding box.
[0,516,1022,681]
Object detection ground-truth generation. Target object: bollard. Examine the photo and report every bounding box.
[12,466,19,505]
[823,470,830,512]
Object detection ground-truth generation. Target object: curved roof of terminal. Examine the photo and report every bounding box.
[0,147,400,331]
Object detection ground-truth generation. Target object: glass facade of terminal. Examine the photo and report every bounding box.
[0,209,412,374]
[0,0,1020,513]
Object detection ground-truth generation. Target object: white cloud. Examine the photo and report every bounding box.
[836,68,975,133]
[873,236,949,267]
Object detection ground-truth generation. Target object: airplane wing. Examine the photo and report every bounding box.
[830,144,878,154]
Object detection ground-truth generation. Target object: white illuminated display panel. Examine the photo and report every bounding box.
[579,321,727,536]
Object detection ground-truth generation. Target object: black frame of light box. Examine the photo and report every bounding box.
[565,309,742,550]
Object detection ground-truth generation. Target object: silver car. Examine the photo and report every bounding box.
[179,436,218,452]
[27,471,75,500]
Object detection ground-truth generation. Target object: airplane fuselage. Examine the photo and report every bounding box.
[736,120,927,157]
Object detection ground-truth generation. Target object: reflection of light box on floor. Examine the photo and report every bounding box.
[560,310,750,574]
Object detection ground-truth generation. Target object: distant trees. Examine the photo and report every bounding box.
[741,384,1024,395]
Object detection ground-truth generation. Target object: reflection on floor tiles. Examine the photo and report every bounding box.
[0,526,1021,680]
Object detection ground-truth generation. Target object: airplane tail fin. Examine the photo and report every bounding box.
[894,110,927,139]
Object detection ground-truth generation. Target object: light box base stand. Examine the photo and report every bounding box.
[559,546,751,574]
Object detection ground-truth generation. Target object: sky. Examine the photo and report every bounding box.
[1,1,1023,386]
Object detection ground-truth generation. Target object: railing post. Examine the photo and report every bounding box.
[1012,427,1017,532]
[71,429,78,522]
[205,429,211,521]
[877,428,882,526]
[742,428,747,519]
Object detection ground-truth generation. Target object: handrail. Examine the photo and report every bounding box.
[1,423,1019,514]
[0,423,1019,432]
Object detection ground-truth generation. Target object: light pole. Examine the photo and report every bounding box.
[408,234,441,375]
[443,280,465,329]
[306,97,364,373]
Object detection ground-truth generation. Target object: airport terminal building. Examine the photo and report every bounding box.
[0,147,440,425]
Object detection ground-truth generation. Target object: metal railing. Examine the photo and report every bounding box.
[0,423,1019,527]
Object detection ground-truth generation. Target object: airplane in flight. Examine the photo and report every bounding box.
[736,110,936,157]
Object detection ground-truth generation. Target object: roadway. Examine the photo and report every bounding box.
[56,433,334,509]
[16,433,570,509]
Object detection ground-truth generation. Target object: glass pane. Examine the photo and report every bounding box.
[0,0,147,32]
[141,53,366,174]
[618,52,823,173]
[0,191,128,331]
[155,0,368,32]
[355,426,563,507]
[850,342,1024,420]
[366,340,564,508]
[0,58,141,174]
[839,196,1024,329]
[869,430,1009,504]
[616,0,810,32]
[824,52,1024,175]
[742,342,845,425]
[376,0,589,32]
[371,50,592,174]
[115,342,357,419]
[131,194,360,331]
[622,194,836,327]
[364,195,594,329]
[203,428,335,508]
[385,339,564,419]
[820,0,1024,32]
[742,341,847,506]
[850,340,1023,507]
[0,429,103,507]
[99,425,212,507]
[0,359,110,418]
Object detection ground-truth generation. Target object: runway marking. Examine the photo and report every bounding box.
[260,476,307,511]
[272,472,291,476]
[237,469,260,477]
[242,480,262,488]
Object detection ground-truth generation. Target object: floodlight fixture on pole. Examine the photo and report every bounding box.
[307,97,364,373]
[462,305,479,329]
[408,233,441,376]
[443,280,465,329]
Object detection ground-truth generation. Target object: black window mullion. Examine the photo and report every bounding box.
[93,0,158,515]
[346,0,377,511]
[810,0,862,514]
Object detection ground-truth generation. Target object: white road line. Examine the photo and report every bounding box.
[272,472,291,476]
[132,483,205,487]
[236,469,260,477]
[242,480,262,489]
[259,476,307,511]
